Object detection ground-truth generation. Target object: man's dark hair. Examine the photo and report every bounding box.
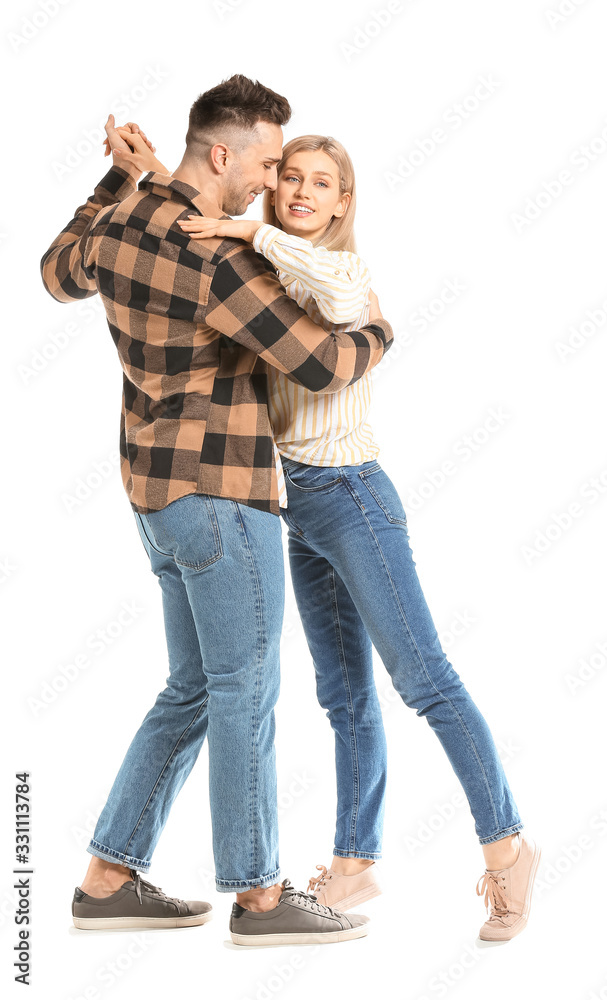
[185,74,291,160]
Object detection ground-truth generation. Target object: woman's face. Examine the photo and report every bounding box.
[270,148,351,242]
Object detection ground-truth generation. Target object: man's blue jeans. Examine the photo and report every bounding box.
[279,456,523,854]
[86,493,284,893]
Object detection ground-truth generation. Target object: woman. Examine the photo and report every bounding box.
[113,126,540,942]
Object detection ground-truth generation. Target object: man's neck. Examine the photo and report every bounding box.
[171,160,224,214]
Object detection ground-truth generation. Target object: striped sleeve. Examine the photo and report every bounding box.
[40,165,137,303]
[252,223,371,324]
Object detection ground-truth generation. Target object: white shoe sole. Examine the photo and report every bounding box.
[230,923,369,947]
[73,911,212,930]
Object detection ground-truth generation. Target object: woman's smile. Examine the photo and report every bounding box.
[288,202,315,218]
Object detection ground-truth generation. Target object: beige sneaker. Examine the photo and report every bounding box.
[306,862,381,911]
[476,832,541,941]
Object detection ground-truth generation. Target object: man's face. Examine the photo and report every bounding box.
[222,122,284,216]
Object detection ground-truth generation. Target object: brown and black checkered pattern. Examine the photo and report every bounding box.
[41,165,393,516]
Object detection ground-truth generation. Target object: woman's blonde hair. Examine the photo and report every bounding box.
[262,134,357,253]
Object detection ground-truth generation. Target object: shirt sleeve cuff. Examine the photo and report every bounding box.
[251,222,285,257]
[97,164,138,204]
[365,317,393,349]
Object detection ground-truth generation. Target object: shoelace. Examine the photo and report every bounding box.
[476,871,509,916]
[307,864,333,895]
[130,869,172,907]
[281,878,339,917]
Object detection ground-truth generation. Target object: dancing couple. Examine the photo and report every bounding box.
[40,73,539,946]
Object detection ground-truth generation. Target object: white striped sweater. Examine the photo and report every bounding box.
[251,223,380,508]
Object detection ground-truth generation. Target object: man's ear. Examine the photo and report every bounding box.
[210,142,229,174]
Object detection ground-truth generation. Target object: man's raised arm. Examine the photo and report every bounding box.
[40,116,150,303]
[40,164,136,303]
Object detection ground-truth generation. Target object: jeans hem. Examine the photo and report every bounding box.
[215,867,282,893]
[478,822,524,846]
[333,849,382,860]
[86,840,151,872]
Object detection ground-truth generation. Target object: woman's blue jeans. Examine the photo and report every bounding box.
[86,494,284,893]
[279,457,523,854]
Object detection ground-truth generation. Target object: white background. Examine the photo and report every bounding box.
[2,0,606,998]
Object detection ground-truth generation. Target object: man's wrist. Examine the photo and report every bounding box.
[111,156,140,183]
[249,220,264,241]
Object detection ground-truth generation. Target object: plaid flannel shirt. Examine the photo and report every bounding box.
[40,165,393,516]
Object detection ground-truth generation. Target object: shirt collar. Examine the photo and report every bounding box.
[137,171,231,220]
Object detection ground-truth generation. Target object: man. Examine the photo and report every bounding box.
[40,74,393,946]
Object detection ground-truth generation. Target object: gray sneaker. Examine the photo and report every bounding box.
[229,878,370,946]
[72,869,212,929]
